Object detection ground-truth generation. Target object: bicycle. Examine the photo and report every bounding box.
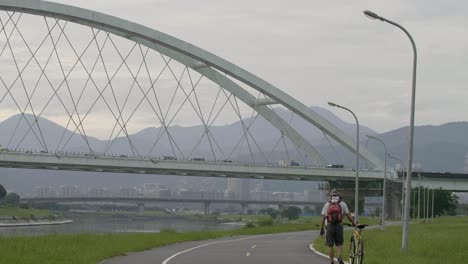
[344,223,368,264]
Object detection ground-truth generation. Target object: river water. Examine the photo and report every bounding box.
[0,213,241,237]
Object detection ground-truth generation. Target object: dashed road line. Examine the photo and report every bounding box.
[161,235,266,264]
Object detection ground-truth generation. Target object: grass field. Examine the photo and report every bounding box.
[313,216,468,264]
[0,207,52,218]
[0,218,320,264]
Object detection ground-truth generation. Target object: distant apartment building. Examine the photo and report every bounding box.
[179,190,204,199]
[225,178,250,200]
[271,192,294,201]
[465,153,468,172]
[87,187,109,197]
[119,187,140,197]
[59,185,80,197]
[35,186,57,197]
[143,183,171,198]
[250,191,271,201]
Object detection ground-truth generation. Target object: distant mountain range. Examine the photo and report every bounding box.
[0,107,466,173]
[0,107,377,159]
[0,106,467,195]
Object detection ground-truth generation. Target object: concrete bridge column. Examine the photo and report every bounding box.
[385,181,403,219]
[203,202,211,216]
[241,203,248,215]
[137,203,145,216]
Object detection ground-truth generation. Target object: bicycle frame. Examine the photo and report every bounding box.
[348,224,367,264]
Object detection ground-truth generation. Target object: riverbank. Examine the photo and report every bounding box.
[0,217,319,264]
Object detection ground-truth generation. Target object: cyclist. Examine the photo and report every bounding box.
[320,189,356,264]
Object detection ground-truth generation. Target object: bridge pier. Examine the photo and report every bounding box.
[203,202,211,216]
[385,181,403,219]
[137,203,145,216]
[241,203,248,215]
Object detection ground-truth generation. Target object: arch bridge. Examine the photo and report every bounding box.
[0,0,388,182]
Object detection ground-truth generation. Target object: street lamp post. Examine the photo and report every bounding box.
[366,135,387,230]
[328,102,360,223]
[363,10,417,250]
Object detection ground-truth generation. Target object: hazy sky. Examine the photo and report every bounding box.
[25,0,468,133]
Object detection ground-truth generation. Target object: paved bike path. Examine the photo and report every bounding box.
[102,230,331,264]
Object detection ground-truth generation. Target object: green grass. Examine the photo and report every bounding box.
[313,216,468,264]
[0,218,321,264]
[0,207,52,218]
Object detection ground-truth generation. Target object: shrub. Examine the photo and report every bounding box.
[244,222,255,228]
[257,217,273,226]
[159,228,177,233]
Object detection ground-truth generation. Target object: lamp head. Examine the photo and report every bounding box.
[363,10,381,20]
[328,102,338,107]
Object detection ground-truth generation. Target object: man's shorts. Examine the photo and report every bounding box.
[326,223,344,247]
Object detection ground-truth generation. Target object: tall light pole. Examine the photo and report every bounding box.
[363,10,417,251]
[387,153,405,222]
[328,102,360,223]
[366,135,387,230]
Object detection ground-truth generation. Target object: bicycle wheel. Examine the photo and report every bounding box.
[349,236,356,264]
[356,239,364,264]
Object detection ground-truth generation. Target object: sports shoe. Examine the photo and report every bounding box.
[337,257,345,264]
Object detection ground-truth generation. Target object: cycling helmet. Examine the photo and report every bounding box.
[330,188,340,196]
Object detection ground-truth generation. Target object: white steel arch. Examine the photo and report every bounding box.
[0,0,384,168]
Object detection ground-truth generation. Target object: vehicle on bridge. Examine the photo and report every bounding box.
[190,158,206,162]
[327,164,344,169]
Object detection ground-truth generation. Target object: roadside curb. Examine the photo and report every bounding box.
[309,243,349,264]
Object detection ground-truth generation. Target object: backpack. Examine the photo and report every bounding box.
[327,202,342,225]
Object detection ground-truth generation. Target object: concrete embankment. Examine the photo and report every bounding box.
[0,218,73,227]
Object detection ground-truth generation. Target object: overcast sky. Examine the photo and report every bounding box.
[38,0,468,133]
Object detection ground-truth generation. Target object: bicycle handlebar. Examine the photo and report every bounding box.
[343,223,368,229]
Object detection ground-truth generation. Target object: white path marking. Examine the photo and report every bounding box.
[161,235,265,264]
[250,245,257,249]
[246,251,251,257]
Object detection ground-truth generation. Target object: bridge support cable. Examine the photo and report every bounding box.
[0,13,49,151]
[164,65,219,160]
[86,29,325,165]
[43,18,94,153]
[141,60,190,159]
[186,80,229,160]
[129,48,182,159]
[196,64,325,165]
[153,53,229,161]
[90,29,139,156]
[223,90,264,162]
[16,17,92,152]
[322,130,344,166]
[0,1,386,167]
[263,96,309,165]
[0,13,47,150]
[186,68,222,160]
[56,30,113,153]
[102,43,146,154]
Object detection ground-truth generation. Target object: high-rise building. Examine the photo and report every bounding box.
[58,185,80,197]
[225,178,250,200]
[87,187,109,197]
[143,183,161,197]
[464,153,468,172]
[35,186,57,197]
